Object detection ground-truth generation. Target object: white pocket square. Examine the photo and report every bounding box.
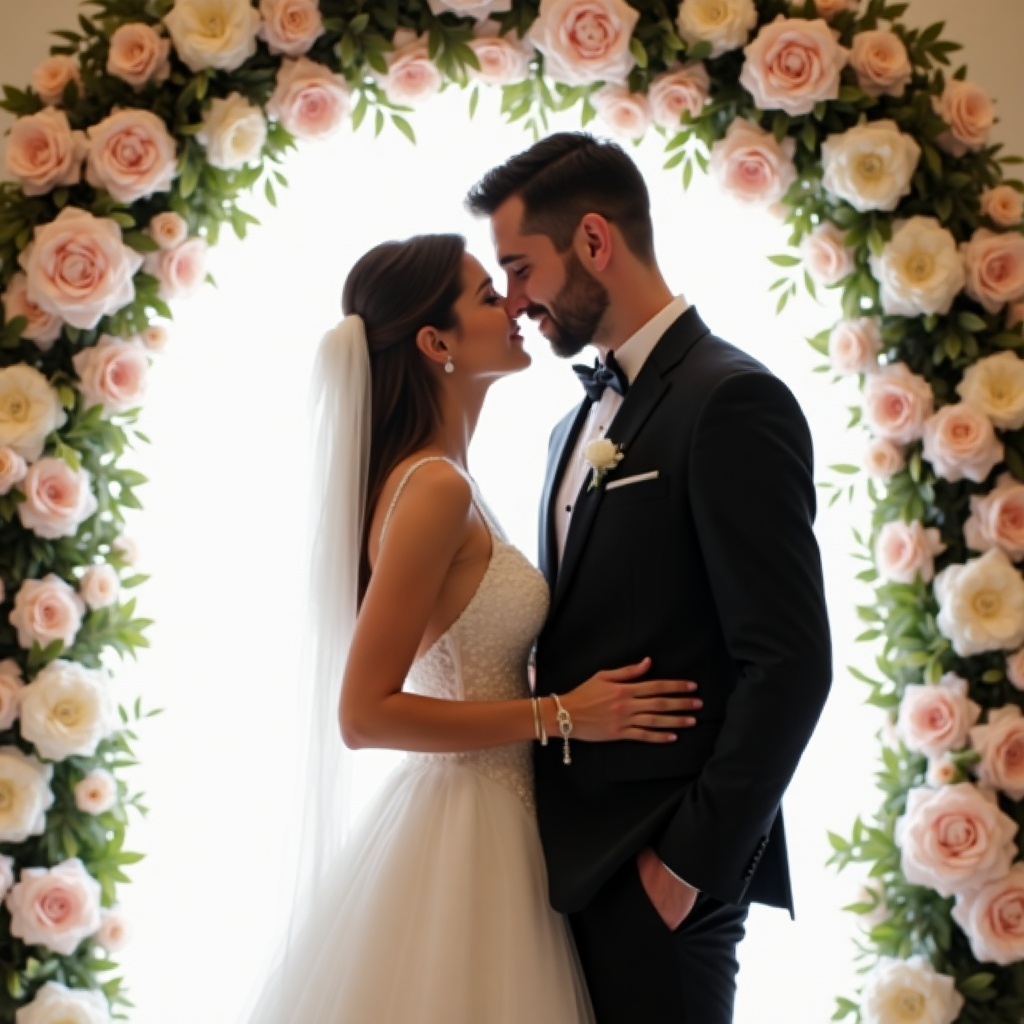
[605,470,660,491]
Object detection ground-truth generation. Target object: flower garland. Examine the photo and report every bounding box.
[0,0,1022,1019]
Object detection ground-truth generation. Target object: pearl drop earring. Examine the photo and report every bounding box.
[444,355,455,374]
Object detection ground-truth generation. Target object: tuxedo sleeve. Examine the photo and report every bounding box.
[653,369,832,904]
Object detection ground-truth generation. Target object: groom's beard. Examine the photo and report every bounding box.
[528,252,609,359]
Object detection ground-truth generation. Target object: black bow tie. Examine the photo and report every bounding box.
[572,352,629,403]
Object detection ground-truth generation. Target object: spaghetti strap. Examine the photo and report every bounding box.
[379,456,458,546]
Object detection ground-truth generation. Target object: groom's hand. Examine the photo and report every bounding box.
[637,846,698,930]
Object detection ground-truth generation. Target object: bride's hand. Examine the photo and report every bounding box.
[559,657,700,743]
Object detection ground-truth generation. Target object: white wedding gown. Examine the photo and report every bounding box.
[249,459,595,1023]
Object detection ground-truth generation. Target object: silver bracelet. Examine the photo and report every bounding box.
[551,694,573,765]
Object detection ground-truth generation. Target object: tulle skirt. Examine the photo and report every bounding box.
[248,757,594,1023]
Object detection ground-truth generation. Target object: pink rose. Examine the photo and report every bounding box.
[72,335,149,416]
[896,674,980,758]
[863,437,906,480]
[739,16,847,118]
[259,0,325,56]
[7,858,101,956]
[862,362,934,444]
[848,29,911,98]
[142,324,170,352]
[143,236,208,301]
[922,402,1004,484]
[648,63,710,130]
[79,565,120,611]
[30,55,81,106]
[0,274,63,349]
[468,24,534,87]
[801,222,855,287]
[896,783,1019,897]
[828,317,882,375]
[527,0,639,86]
[981,186,1024,229]
[962,228,1024,315]
[953,862,1024,965]
[96,907,130,952]
[74,768,117,815]
[19,208,143,331]
[970,704,1024,800]
[965,473,1024,561]
[9,575,84,652]
[592,85,652,142]
[267,58,351,141]
[709,119,797,206]
[147,212,188,251]
[875,520,946,585]
[1008,648,1024,691]
[3,108,88,198]
[0,446,32,497]
[112,534,139,566]
[0,660,25,731]
[106,22,172,89]
[934,79,994,158]
[380,31,443,105]
[17,459,98,541]
[789,0,858,18]
[85,109,177,205]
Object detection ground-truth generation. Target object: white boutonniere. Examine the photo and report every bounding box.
[584,438,624,491]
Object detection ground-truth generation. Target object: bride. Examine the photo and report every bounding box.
[248,233,701,1023]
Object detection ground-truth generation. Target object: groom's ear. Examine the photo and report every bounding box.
[415,327,449,368]
[575,213,613,273]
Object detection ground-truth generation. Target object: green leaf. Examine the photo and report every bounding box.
[391,115,416,144]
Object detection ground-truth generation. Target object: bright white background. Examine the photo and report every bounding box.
[0,3,1023,1022]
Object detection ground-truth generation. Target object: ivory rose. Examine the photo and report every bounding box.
[468,24,534,87]
[739,16,847,118]
[259,0,325,56]
[869,216,965,318]
[19,207,144,331]
[801,222,854,287]
[0,366,66,462]
[981,185,1024,229]
[0,659,25,730]
[962,228,1024,314]
[428,0,512,19]
[821,120,920,213]
[965,473,1024,560]
[922,402,1003,484]
[896,674,980,758]
[828,318,882,375]
[9,575,86,652]
[3,108,87,198]
[142,324,170,352]
[957,352,1024,431]
[15,982,110,1024]
[934,549,1024,657]
[96,908,130,952]
[970,704,1024,800]
[934,79,994,158]
[928,754,960,787]
[709,119,797,206]
[143,236,209,301]
[896,782,1018,897]
[380,31,443,105]
[0,857,13,902]
[106,23,172,89]
[1008,648,1024,691]
[79,565,120,611]
[1,274,63,349]
[163,0,260,73]
[859,957,964,1024]
[953,862,1024,966]
[20,660,116,762]
[875,520,945,585]
[527,0,639,86]
[197,92,267,170]
[72,335,149,416]
[0,747,53,843]
[85,109,177,205]
[592,85,652,142]
[848,29,911,98]
[17,458,98,540]
[675,0,757,60]
[862,362,934,445]
[648,63,710,129]
[7,858,101,956]
[30,56,81,106]
[74,768,117,815]
[267,58,351,141]
[863,437,906,480]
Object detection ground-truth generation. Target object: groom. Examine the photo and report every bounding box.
[467,133,832,1023]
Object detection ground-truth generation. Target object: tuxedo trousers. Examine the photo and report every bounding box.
[569,857,748,1024]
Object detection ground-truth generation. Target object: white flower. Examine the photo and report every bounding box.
[528,0,639,86]
[0,366,66,463]
[15,982,110,1024]
[17,459,99,540]
[821,120,920,213]
[927,753,960,787]
[859,956,964,1024]
[7,859,102,956]
[79,565,120,611]
[96,907,130,952]
[72,335,149,417]
[74,768,117,815]
[934,549,1024,657]
[828,318,882,375]
[0,659,25,730]
[870,217,966,318]
[197,92,267,171]
[427,0,511,19]
[969,704,1024,800]
[896,674,980,759]
[957,351,1024,431]
[142,324,170,353]
[592,85,652,142]
[965,472,1024,561]
[953,862,1024,966]
[875,520,945,584]
[801,222,855,287]
[0,446,28,496]
[9,575,86,652]
[163,0,260,73]
[0,747,54,842]
[20,660,116,762]
[584,437,624,490]
[676,0,757,59]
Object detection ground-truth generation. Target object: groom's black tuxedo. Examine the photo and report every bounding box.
[533,307,832,925]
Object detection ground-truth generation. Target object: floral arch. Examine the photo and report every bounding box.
[0,0,1023,1020]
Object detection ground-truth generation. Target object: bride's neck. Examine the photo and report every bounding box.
[430,382,488,469]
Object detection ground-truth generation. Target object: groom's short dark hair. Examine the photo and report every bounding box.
[466,132,656,264]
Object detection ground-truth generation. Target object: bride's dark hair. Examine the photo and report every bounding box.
[341,233,467,596]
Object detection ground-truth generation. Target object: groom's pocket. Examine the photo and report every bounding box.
[602,719,722,781]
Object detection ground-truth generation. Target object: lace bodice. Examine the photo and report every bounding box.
[380,458,550,810]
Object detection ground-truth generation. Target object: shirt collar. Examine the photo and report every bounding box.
[606,295,689,384]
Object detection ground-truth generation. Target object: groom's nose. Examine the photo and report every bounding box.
[504,279,529,317]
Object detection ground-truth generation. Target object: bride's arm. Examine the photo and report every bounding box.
[340,466,699,753]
